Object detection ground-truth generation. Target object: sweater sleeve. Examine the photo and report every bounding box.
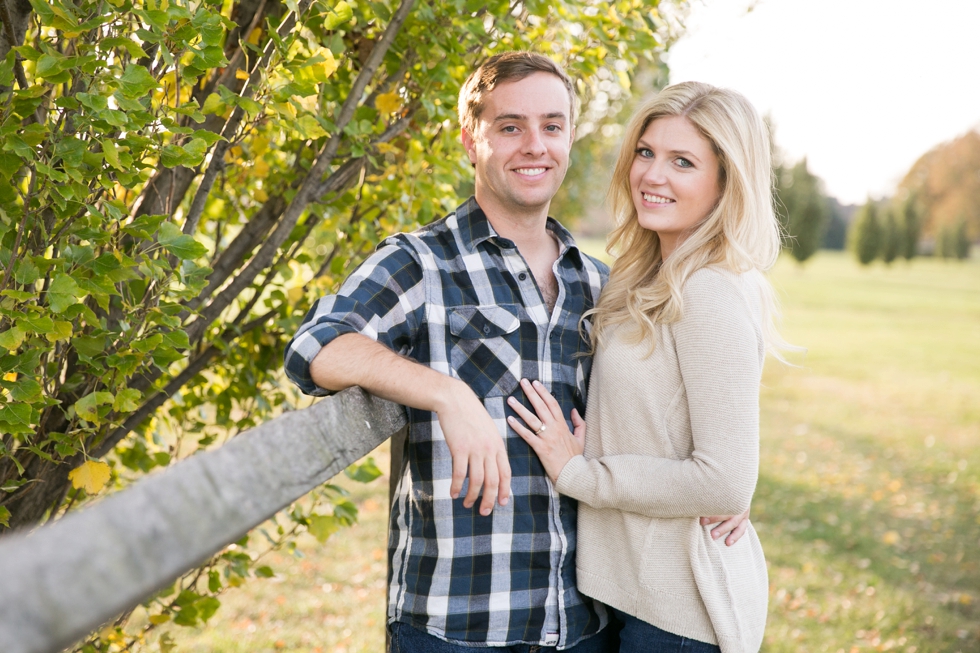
[556,269,762,518]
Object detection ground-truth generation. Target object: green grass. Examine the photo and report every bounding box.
[165,251,978,653]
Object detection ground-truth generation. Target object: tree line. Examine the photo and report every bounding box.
[774,135,977,265]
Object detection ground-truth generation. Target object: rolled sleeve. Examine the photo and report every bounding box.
[283,244,425,395]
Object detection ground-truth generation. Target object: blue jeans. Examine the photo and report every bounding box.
[611,609,721,653]
[389,621,614,653]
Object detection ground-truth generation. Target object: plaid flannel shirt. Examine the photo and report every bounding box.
[284,197,609,648]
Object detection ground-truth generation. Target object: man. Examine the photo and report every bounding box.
[284,52,745,652]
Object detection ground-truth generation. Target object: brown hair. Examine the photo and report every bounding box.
[458,52,576,134]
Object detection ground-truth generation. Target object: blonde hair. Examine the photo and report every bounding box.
[590,81,787,358]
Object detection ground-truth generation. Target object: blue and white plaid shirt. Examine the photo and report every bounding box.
[284,197,609,648]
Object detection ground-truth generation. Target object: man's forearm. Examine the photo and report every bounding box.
[310,332,511,514]
[310,332,459,413]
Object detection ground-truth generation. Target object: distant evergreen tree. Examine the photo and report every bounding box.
[776,158,830,263]
[880,208,903,264]
[850,200,882,265]
[953,219,971,259]
[900,197,922,260]
[822,204,849,250]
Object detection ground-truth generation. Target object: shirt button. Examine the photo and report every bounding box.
[483,325,491,335]
[518,272,527,281]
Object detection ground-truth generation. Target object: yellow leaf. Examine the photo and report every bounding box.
[253,187,268,202]
[375,90,401,115]
[68,460,111,494]
[309,48,339,82]
[148,614,171,625]
[287,286,304,303]
[235,68,250,81]
[252,158,269,178]
[3,372,16,381]
[247,27,262,44]
[882,530,900,545]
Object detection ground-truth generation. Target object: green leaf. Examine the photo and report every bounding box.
[74,391,114,424]
[101,138,122,170]
[118,64,159,99]
[48,320,73,342]
[158,221,207,260]
[0,402,32,433]
[123,213,167,239]
[19,314,54,334]
[195,596,221,623]
[323,0,353,30]
[345,456,383,483]
[113,388,141,412]
[161,330,190,349]
[12,260,38,287]
[8,377,42,401]
[151,345,183,368]
[72,334,106,358]
[100,36,148,58]
[0,326,26,350]
[295,115,329,139]
[254,565,275,578]
[308,514,340,543]
[48,273,80,313]
[35,53,68,79]
[201,93,225,115]
[0,506,9,528]
[182,137,208,166]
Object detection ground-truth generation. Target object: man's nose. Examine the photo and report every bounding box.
[522,129,548,156]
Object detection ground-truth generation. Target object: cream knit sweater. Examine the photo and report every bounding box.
[556,266,769,653]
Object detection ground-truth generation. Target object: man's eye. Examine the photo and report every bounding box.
[545,124,561,132]
[502,125,518,133]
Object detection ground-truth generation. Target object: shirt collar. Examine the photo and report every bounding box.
[454,196,582,260]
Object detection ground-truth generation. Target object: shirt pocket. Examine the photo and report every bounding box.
[447,304,522,398]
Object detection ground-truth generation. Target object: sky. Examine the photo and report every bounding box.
[665,0,980,205]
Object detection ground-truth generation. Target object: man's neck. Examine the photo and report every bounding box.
[476,196,554,253]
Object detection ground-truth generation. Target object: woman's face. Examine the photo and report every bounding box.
[629,115,722,258]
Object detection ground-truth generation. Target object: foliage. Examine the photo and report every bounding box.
[897,195,921,260]
[0,0,684,648]
[850,199,881,265]
[821,197,851,251]
[898,129,980,243]
[775,157,829,264]
[935,219,971,260]
[879,207,902,265]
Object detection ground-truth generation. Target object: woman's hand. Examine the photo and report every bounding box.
[507,378,585,483]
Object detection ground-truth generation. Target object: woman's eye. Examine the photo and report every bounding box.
[635,147,653,158]
[676,157,693,168]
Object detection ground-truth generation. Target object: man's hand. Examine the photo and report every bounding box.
[701,508,751,546]
[436,380,512,516]
[311,333,511,516]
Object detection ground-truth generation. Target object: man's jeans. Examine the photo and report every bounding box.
[389,621,614,653]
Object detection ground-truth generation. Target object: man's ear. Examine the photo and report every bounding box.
[460,127,478,165]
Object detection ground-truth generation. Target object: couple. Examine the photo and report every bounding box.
[284,51,779,653]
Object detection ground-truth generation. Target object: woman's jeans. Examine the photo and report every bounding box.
[611,609,722,653]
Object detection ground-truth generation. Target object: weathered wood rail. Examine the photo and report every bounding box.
[0,387,407,653]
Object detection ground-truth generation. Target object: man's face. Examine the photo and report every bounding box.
[461,72,574,220]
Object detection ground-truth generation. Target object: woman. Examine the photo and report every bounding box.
[506,82,785,653]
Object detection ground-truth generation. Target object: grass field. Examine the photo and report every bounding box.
[173,251,979,653]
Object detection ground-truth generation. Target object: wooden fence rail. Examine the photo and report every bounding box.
[0,388,406,653]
